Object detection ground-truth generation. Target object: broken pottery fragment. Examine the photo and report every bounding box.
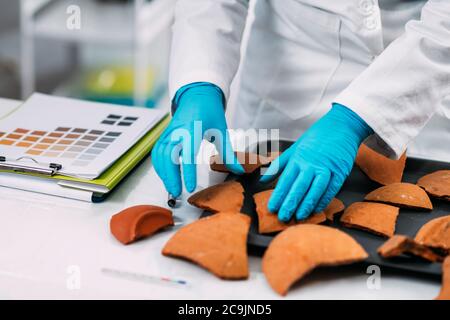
[415,215,450,254]
[188,181,244,213]
[110,205,174,245]
[253,189,326,234]
[417,170,450,202]
[262,225,368,295]
[355,144,406,185]
[162,212,250,279]
[365,183,433,210]
[377,235,444,262]
[340,202,399,237]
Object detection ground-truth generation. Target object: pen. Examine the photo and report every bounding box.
[167,193,180,208]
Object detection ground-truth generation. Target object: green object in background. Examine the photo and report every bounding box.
[83,66,162,108]
[85,66,155,96]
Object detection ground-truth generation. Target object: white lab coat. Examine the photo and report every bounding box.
[169,0,450,161]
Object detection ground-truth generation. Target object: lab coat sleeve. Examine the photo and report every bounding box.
[168,0,249,101]
[334,0,450,159]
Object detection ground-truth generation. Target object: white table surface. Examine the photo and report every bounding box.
[0,97,441,300]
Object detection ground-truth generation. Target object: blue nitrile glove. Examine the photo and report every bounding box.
[260,103,373,222]
[152,82,245,197]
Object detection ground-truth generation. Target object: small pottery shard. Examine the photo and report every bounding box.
[365,182,433,210]
[162,212,251,280]
[340,202,399,237]
[377,235,444,262]
[210,151,279,174]
[355,144,406,185]
[323,198,345,221]
[417,170,450,202]
[253,189,326,234]
[110,205,174,245]
[188,181,244,213]
[436,256,450,300]
[262,224,368,296]
[415,215,450,254]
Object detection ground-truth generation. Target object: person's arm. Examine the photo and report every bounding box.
[152,1,249,197]
[334,0,450,159]
[169,0,250,100]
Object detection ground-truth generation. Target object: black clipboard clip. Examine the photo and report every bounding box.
[0,156,62,176]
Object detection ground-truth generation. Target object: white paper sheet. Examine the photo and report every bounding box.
[0,93,165,179]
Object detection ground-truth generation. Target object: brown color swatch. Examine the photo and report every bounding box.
[340,202,399,237]
[417,170,450,201]
[355,144,406,185]
[48,132,64,138]
[110,205,174,245]
[262,224,368,296]
[210,152,278,174]
[436,256,450,300]
[188,181,244,213]
[253,189,326,234]
[0,140,14,145]
[31,130,46,136]
[365,182,433,210]
[415,215,450,254]
[377,235,444,262]
[16,142,32,148]
[25,149,43,156]
[23,136,39,142]
[162,212,251,280]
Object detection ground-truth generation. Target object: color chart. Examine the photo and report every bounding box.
[0,93,165,179]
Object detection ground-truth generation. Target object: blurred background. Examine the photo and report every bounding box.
[0,0,175,108]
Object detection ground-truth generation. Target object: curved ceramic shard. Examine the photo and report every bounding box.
[188,181,244,213]
[253,189,326,234]
[436,256,450,300]
[377,235,444,262]
[365,182,433,210]
[355,144,407,185]
[162,212,251,280]
[110,205,174,245]
[340,202,399,237]
[417,170,450,201]
[262,224,368,296]
[210,151,279,174]
[323,198,345,221]
[415,215,450,253]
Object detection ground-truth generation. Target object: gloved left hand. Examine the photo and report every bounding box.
[260,103,373,222]
[152,82,244,198]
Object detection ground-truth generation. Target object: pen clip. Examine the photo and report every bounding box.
[0,156,62,176]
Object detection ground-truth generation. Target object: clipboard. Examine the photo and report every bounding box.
[0,115,170,202]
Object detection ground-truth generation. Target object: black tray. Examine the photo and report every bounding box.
[202,141,450,277]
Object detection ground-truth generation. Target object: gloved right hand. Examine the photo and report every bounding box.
[151,82,245,198]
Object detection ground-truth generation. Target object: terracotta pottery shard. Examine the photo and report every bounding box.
[253,189,326,234]
[323,198,345,221]
[365,182,433,210]
[210,151,279,174]
[436,256,450,300]
[355,144,407,185]
[340,202,399,237]
[417,170,450,201]
[262,224,368,296]
[162,212,251,280]
[110,205,174,245]
[377,235,444,262]
[187,181,244,213]
[415,215,450,254]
